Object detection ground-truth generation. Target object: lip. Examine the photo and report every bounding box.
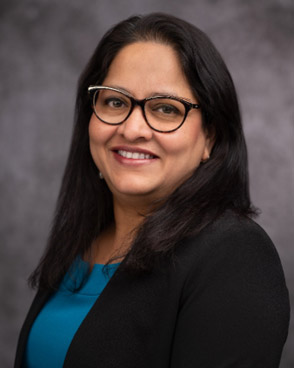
[111,145,159,166]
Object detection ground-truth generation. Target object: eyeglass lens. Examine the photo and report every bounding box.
[93,89,186,132]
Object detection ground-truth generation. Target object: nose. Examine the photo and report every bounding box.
[116,105,153,141]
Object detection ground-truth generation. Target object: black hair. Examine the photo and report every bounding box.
[29,13,257,290]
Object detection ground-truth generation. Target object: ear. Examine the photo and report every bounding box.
[201,129,215,163]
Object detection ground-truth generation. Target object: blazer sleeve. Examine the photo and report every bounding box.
[170,221,290,368]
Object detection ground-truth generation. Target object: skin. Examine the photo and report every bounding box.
[88,42,214,263]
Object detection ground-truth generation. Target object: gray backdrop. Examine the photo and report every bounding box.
[1,0,293,366]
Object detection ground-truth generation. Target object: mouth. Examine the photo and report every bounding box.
[116,149,156,160]
[111,146,158,161]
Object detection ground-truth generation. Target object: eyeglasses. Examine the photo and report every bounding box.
[88,86,201,133]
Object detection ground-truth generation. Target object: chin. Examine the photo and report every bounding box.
[108,176,155,194]
[108,182,162,201]
[116,186,156,197]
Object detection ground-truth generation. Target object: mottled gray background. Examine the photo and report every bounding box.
[0,0,293,366]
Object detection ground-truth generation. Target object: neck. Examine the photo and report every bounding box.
[88,195,152,265]
[111,195,151,249]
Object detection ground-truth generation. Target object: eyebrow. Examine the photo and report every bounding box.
[104,84,193,102]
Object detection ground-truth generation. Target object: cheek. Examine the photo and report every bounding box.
[88,115,112,166]
[89,115,99,146]
[158,125,206,160]
[89,114,114,147]
[89,117,101,159]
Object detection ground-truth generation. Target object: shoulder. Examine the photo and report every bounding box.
[196,210,275,249]
[174,211,288,298]
[179,210,280,267]
[169,213,290,367]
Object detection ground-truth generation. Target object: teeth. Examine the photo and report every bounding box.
[117,150,154,159]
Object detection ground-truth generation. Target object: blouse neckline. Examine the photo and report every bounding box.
[59,257,121,296]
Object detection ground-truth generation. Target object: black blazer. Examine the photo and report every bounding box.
[15,212,290,368]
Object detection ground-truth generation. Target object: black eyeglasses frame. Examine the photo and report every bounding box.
[88,85,201,133]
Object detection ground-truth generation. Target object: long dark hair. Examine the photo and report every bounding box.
[30,13,257,290]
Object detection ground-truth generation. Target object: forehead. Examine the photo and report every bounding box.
[102,42,193,100]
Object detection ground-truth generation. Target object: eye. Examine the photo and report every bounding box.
[105,97,127,109]
[152,103,181,115]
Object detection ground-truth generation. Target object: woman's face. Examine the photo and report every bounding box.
[89,42,213,204]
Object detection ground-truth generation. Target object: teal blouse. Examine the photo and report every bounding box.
[24,258,120,368]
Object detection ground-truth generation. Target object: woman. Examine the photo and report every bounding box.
[15,13,289,368]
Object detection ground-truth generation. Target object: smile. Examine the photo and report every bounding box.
[117,150,155,159]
